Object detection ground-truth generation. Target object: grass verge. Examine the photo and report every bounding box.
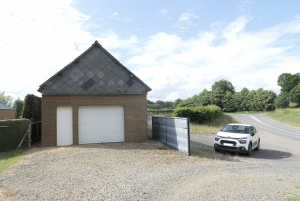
[285,196,300,201]
[266,108,300,128]
[0,150,24,174]
[190,113,240,134]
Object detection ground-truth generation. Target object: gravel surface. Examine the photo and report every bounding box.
[1,132,300,200]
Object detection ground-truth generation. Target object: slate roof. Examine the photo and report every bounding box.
[38,41,151,95]
[0,102,14,110]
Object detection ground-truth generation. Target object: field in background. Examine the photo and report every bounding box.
[266,108,300,128]
[190,113,240,134]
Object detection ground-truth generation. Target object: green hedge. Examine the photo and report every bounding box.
[173,105,222,124]
[0,119,31,152]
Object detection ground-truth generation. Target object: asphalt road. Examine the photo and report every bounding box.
[230,114,300,142]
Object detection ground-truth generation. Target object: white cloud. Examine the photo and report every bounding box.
[110,12,118,18]
[0,0,94,99]
[124,16,300,101]
[97,31,139,58]
[176,10,199,29]
[237,0,252,15]
[109,12,132,22]
[160,9,168,16]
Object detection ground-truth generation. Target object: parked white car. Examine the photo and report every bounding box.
[214,124,260,156]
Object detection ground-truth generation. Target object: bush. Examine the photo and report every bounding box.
[173,105,222,124]
[22,94,41,123]
[0,119,31,152]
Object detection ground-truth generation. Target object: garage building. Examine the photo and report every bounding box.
[38,41,151,146]
[0,102,15,120]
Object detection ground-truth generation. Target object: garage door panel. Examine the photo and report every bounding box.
[80,134,124,144]
[79,106,124,144]
[80,134,124,142]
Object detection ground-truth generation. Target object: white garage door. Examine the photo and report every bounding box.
[78,106,124,144]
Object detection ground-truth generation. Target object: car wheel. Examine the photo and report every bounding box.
[214,148,220,152]
[255,139,260,151]
[246,143,252,156]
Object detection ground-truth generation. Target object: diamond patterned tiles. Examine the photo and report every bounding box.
[42,45,150,95]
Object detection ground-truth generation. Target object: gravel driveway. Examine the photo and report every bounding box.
[1,133,300,200]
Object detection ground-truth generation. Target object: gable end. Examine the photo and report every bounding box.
[38,41,151,95]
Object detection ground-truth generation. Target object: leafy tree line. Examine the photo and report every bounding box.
[175,73,300,112]
[175,80,276,112]
[0,92,41,121]
[147,100,174,109]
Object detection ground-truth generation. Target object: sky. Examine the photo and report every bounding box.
[1,0,300,102]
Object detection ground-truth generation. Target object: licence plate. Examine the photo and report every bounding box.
[223,143,234,146]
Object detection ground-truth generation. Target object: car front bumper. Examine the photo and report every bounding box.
[214,143,248,153]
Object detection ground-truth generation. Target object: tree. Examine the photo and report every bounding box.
[198,89,212,106]
[177,97,196,107]
[147,100,154,104]
[211,87,224,109]
[222,91,238,112]
[243,90,257,111]
[210,80,235,110]
[22,94,41,122]
[289,84,300,106]
[164,101,174,108]
[155,100,164,108]
[251,88,276,111]
[277,73,300,93]
[0,91,13,106]
[261,89,276,111]
[212,79,235,94]
[275,92,289,109]
[173,98,182,108]
[235,87,249,111]
[12,98,24,119]
[147,100,174,109]
[147,103,161,109]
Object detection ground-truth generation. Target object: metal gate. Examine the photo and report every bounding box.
[152,116,190,156]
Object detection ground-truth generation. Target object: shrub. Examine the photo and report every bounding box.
[173,105,222,124]
[22,94,41,122]
[0,119,31,152]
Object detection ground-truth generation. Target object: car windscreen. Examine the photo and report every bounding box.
[220,125,250,134]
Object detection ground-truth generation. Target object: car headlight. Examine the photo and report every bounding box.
[215,136,221,141]
[238,138,247,144]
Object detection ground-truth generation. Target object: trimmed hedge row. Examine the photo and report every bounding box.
[173,105,222,124]
[0,119,31,152]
